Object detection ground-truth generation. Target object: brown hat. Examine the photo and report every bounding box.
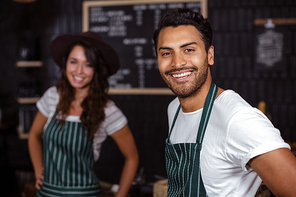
[50,31,120,76]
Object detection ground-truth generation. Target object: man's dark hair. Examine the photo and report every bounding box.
[153,8,212,55]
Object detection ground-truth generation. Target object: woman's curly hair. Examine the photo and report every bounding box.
[56,40,110,140]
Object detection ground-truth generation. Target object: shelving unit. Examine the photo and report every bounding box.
[17,97,40,104]
[16,61,42,139]
[16,61,42,68]
[17,125,29,140]
[17,98,39,139]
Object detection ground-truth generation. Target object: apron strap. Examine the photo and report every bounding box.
[168,105,181,139]
[196,81,217,144]
[167,81,218,144]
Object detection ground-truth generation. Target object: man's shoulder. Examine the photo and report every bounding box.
[216,90,251,109]
[215,90,269,125]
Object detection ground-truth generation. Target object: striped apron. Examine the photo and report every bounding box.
[165,81,217,197]
[37,114,101,197]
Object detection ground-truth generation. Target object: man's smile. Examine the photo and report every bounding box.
[171,71,193,79]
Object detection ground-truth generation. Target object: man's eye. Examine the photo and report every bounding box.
[161,52,171,56]
[185,48,194,52]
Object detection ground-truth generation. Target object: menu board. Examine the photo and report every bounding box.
[83,0,207,94]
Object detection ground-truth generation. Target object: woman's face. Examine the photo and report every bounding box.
[66,45,95,90]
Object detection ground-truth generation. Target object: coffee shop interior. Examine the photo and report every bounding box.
[0,0,296,196]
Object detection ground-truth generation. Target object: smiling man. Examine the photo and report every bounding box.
[153,8,296,197]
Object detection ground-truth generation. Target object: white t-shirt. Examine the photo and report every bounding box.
[168,90,290,197]
[36,86,128,161]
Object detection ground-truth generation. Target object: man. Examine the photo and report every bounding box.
[153,8,296,197]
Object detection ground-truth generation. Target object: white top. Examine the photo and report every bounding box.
[37,86,128,161]
[168,90,290,197]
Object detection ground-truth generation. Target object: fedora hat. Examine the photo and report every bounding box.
[50,31,120,76]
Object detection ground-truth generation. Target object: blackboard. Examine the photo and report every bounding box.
[83,0,207,94]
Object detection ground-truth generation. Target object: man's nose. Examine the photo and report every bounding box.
[172,53,187,68]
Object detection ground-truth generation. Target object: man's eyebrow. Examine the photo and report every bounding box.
[158,42,197,51]
[158,46,172,51]
[180,42,197,48]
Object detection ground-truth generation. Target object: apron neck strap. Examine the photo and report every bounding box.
[168,105,181,139]
[168,81,218,143]
[196,81,217,144]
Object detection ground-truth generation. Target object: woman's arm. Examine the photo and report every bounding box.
[28,110,48,190]
[110,124,139,197]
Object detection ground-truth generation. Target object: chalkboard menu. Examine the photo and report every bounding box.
[83,0,207,94]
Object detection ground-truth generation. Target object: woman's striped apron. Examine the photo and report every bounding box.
[165,81,217,197]
[37,114,101,197]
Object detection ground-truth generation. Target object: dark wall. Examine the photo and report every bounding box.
[208,0,296,142]
[0,0,296,185]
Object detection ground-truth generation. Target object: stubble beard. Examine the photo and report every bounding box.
[160,59,209,99]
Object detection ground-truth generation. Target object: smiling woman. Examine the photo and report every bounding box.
[65,45,95,91]
[27,31,139,197]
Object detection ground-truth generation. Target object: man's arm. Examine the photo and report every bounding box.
[248,148,296,197]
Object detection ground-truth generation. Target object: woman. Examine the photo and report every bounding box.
[28,31,139,197]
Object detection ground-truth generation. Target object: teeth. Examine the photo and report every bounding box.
[74,76,83,81]
[172,72,192,78]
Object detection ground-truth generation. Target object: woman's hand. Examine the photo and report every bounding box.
[28,111,47,190]
[35,168,44,190]
[111,124,139,197]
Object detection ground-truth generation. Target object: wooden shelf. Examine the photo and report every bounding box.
[254,18,296,26]
[16,61,43,67]
[108,88,173,95]
[17,97,40,104]
[13,0,36,3]
[16,125,28,140]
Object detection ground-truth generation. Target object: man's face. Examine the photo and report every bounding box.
[157,25,214,98]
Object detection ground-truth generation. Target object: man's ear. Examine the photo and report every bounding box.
[208,45,214,65]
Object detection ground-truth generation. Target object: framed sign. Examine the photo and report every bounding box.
[254,18,296,71]
[83,0,207,94]
[255,26,285,71]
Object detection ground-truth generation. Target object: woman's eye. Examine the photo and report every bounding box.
[70,61,77,64]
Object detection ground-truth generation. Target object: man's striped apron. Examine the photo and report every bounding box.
[165,81,217,197]
[37,115,101,197]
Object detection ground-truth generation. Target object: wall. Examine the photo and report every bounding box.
[208,0,296,141]
[0,0,295,186]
